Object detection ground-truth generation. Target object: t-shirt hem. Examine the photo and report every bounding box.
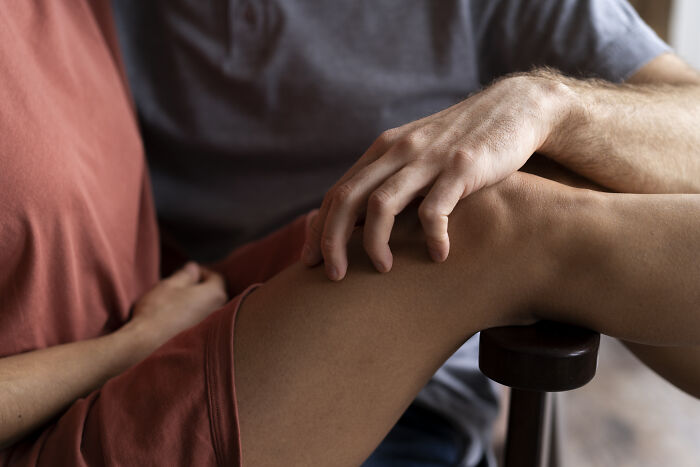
[205,283,262,467]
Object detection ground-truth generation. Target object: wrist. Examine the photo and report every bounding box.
[526,70,586,156]
[113,319,162,366]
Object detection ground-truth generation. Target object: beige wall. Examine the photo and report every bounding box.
[630,0,700,70]
[669,0,700,69]
[629,0,672,41]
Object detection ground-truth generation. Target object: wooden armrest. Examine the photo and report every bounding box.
[479,321,600,392]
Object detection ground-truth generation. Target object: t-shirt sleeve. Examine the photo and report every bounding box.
[477,0,672,83]
[210,211,311,295]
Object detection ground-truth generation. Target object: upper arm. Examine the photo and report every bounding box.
[626,53,700,85]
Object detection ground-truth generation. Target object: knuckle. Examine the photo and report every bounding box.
[332,183,355,204]
[418,203,439,224]
[368,188,393,213]
[397,132,423,150]
[376,129,397,146]
[320,235,337,255]
[450,149,477,172]
[384,127,401,138]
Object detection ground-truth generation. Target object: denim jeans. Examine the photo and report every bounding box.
[361,403,479,467]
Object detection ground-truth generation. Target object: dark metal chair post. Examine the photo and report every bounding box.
[480,321,600,467]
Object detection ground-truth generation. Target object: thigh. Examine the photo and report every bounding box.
[232,184,538,467]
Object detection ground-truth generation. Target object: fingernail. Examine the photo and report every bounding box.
[428,247,446,263]
[326,265,340,281]
[373,260,387,273]
[373,257,392,273]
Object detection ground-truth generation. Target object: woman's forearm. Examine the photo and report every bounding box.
[539,184,700,346]
[0,325,149,449]
[0,263,229,449]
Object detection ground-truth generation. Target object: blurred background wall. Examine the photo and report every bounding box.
[669,0,700,69]
[630,0,700,68]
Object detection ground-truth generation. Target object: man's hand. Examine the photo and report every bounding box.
[124,262,228,352]
[302,73,570,280]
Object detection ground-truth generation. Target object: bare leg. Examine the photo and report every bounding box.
[234,172,700,466]
[235,175,543,466]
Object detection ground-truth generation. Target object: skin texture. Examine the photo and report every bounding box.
[0,263,227,448]
[524,155,700,399]
[542,57,700,194]
[303,53,700,281]
[2,53,700,463]
[234,170,700,467]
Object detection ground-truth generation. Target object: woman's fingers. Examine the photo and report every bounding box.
[418,173,468,262]
[362,164,436,272]
[194,269,228,307]
[164,262,201,287]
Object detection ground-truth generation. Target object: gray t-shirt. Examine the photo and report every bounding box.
[113,1,668,465]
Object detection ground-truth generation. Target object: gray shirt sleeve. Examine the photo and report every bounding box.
[476,0,671,84]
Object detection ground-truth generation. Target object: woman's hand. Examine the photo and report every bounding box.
[0,262,228,449]
[302,73,572,280]
[123,262,229,353]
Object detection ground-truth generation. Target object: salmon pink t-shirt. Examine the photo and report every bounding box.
[0,3,158,360]
[0,4,311,465]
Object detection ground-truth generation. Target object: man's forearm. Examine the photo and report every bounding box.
[537,68,700,194]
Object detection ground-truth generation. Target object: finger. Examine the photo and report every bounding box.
[302,197,332,267]
[363,164,436,272]
[301,209,320,264]
[418,174,467,263]
[199,267,225,286]
[319,155,406,280]
[339,128,401,184]
[165,262,201,287]
[195,269,228,306]
[304,209,319,234]
[301,130,399,267]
